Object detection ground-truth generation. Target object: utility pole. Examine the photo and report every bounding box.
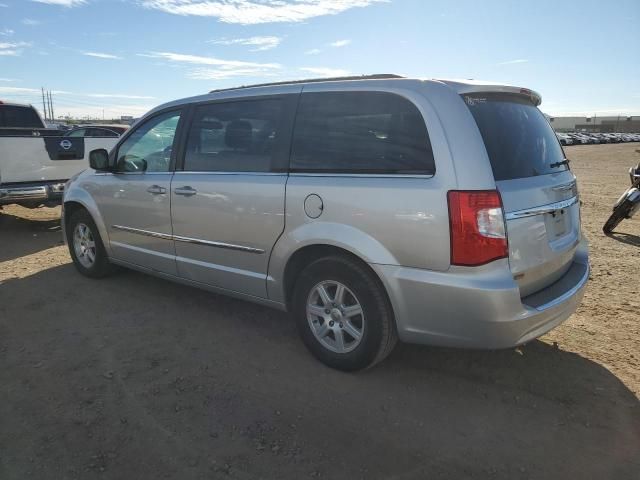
[48,90,55,122]
[41,87,48,121]
[46,90,51,121]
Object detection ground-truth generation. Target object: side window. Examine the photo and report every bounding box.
[68,129,85,137]
[88,128,116,137]
[184,99,283,172]
[116,110,181,173]
[291,91,435,175]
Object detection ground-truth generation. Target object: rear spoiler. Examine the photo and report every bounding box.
[435,79,542,106]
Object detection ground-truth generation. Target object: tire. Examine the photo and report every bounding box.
[603,201,630,234]
[292,255,397,371]
[66,208,115,278]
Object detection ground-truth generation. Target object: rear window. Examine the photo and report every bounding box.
[0,105,44,128]
[464,93,567,181]
[291,91,435,175]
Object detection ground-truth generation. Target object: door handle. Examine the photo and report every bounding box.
[147,185,166,195]
[174,186,197,197]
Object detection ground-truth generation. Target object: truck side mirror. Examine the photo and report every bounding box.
[89,149,110,171]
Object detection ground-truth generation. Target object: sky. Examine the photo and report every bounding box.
[0,0,638,120]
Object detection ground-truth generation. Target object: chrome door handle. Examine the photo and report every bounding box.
[174,186,197,197]
[147,185,166,195]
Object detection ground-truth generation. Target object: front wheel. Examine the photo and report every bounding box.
[66,209,115,278]
[292,255,397,371]
[603,200,631,234]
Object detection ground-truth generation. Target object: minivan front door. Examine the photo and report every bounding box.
[170,97,294,298]
[93,109,183,275]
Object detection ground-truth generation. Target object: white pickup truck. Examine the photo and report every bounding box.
[0,101,120,208]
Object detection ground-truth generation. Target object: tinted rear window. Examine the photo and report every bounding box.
[291,91,435,174]
[464,93,567,181]
[0,105,44,128]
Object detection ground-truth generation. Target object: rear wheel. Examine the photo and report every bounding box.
[66,209,114,278]
[292,255,397,371]
[603,200,631,234]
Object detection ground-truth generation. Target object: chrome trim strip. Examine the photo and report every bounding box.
[551,182,576,192]
[533,262,590,312]
[173,234,265,254]
[0,185,47,201]
[174,171,286,176]
[112,225,173,240]
[505,196,579,220]
[111,225,264,254]
[289,172,434,179]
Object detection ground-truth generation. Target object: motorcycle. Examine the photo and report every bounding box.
[603,160,640,234]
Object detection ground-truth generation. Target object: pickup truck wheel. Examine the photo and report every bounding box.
[292,255,397,371]
[66,209,114,278]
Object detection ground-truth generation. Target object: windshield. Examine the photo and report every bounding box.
[464,93,567,181]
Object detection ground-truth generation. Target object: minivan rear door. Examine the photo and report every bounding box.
[464,93,581,297]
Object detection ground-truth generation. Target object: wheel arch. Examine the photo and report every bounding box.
[63,190,111,256]
[279,244,396,323]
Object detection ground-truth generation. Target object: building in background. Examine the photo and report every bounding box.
[546,115,640,133]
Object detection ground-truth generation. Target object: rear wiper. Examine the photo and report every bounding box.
[550,159,570,168]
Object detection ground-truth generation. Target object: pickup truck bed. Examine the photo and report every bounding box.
[0,128,118,208]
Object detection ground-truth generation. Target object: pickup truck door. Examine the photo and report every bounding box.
[90,109,183,275]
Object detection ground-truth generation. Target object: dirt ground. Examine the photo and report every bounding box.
[1,143,639,480]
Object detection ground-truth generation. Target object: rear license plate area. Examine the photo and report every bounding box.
[545,209,568,238]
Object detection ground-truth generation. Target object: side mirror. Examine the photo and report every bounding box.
[89,149,110,171]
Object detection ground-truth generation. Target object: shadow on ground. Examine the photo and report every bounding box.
[608,230,640,247]
[0,264,638,480]
[0,209,62,262]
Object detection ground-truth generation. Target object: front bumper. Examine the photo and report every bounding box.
[372,239,589,349]
[0,181,66,206]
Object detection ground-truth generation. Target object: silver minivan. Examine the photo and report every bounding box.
[62,75,589,370]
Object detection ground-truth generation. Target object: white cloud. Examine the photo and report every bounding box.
[0,3,8,6]
[22,18,42,26]
[86,93,156,99]
[31,0,87,6]
[187,67,280,80]
[140,51,282,81]
[0,77,19,81]
[0,28,14,36]
[142,51,280,69]
[330,39,351,47]
[305,48,322,55]
[300,67,351,77]
[140,0,387,24]
[209,36,282,51]
[83,51,122,59]
[497,59,529,65]
[0,41,31,56]
[0,86,41,94]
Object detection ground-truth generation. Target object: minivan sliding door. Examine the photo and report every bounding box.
[170,93,297,298]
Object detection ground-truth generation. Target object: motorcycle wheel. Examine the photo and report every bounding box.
[603,200,630,234]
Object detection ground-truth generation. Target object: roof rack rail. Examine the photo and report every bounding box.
[208,74,405,94]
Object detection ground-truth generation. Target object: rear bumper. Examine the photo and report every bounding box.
[372,238,589,349]
[0,181,66,206]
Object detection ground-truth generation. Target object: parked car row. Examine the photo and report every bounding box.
[556,132,640,145]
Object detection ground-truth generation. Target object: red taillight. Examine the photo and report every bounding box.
[447,190,508,266]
